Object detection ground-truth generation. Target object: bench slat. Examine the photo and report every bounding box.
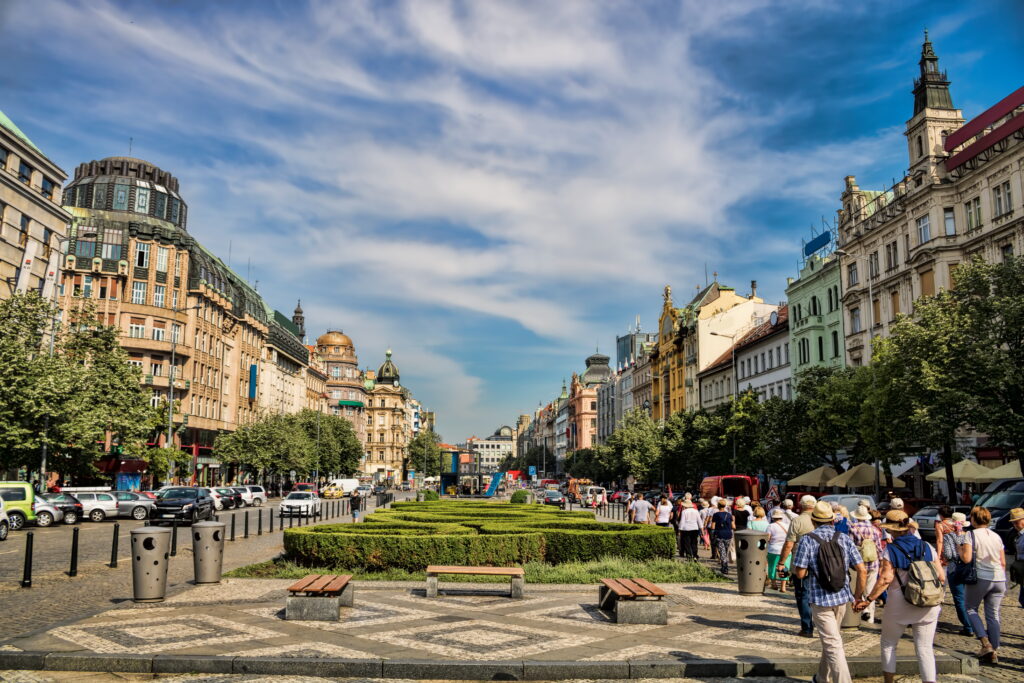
[302,575,339,594]
[599,578,633,597]
[322,574,352,594]
[631,577,667,597]
[426,565,524,576]
[287,574,321,593]
[615,578,652,597]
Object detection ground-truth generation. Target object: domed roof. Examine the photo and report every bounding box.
[377,349,400,385]
[317,330,353,347]
[581,353,612,386]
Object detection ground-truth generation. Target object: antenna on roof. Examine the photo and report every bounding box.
[128,137,133,157]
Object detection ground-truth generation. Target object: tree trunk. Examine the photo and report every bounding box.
[944,440,957,505]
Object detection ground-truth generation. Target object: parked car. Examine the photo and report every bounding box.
[279,491,321,517]
[153,487,216,524]
[542,490,566,507]
[0,497,9,540]
[609,490,631,503]
[372,485,387,495]
[39,492,84,524]
[913,505,972,541]
[138,491,158,500]
[112,491,155,520]
[973,478,1024,550]
[216,488,243,509]
[231,486,254,507]
[74,492,121,522]
[878,497,935,518]
[208,488,227,511]
[292,482,318,495]
[355,485,372,497]
[245,485,267,506]
[820,494,879,513]
[400,483,411,491]
[0,481,62,529]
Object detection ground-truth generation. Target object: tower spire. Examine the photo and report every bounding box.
[913,31,954,114]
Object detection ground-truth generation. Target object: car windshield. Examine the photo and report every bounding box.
[232,488,246,492]
[159,488,197,499]
[216,489,233,494]
[916,507,939,517]
[286,492,312,500]
[545,491,561,498]
[979,490,1024,510]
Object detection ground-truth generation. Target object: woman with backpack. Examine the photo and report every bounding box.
[958,506,1007,664]
[849,505,883,623]
[935,508,974,636]
[709,499,735,574]
[854,510,944,683]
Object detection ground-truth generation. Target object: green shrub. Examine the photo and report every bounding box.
[422,490,440,501]
[284,500,674,570]
[510,490,529,504]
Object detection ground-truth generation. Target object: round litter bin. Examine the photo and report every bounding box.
[735,528,770,595]
[192,520,226,584]
[130,526,172,602]
[841,567,863,630]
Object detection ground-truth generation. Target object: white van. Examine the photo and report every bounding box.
[324,478,360,498]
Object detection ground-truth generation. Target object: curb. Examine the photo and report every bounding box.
[0,651,971,679]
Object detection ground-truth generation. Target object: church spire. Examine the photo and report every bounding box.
[913,31,954,115]
[292,300,305,337]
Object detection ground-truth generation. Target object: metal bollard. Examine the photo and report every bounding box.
[244,511,250,538]
[269,509,274,533]
[171,519,178,556]
[110,523,120,568]
[257,509,263,535]
[230,513,236,541]
[68,527,80,577]
[20,532,33,588]
[289,512,294,528]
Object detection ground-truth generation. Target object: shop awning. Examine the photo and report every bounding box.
[338,400,364,407]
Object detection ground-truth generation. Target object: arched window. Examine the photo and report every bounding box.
[810,296,820,316]
[917,135,924,158]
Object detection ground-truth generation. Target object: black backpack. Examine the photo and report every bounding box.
[804,531,847,592]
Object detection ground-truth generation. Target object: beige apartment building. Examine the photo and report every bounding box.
[317,330,368,445]
[363,350,411,482]
[839,37,1023,365]
[0,111,70,301]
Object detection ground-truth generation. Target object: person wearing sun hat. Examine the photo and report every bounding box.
[1009,508,1024,608]
[849,505,883,624]
[767,508,791,592]
[936,508,974,635]
[793,501,866,683]
[856,509,944,683]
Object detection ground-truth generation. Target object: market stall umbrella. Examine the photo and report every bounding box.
[788,466,840,488]
[973,460,1022,482]
[925,459,992,482]
[827,463,905,489]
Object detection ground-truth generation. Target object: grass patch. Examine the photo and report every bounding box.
[224,555,726,583]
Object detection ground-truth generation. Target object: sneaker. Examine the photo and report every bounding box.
[797,630,814,638]
[959,628,976,637]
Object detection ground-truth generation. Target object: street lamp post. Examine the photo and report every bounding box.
[835,248,880,501]
[167,303,201,485]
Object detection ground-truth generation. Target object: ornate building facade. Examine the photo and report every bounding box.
[363,349,411,481]
[316,330,368,446]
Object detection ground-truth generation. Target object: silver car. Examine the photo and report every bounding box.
[113,491,155,520]
[74,492,121,522]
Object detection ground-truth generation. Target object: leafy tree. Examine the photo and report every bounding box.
[407,428,442,477]
[752,395,819,482]
[606,408,662,482]
[215,413,314,479]
[294,409,363,477]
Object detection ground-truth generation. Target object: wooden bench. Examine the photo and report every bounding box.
[285,573,353,621]
[425,565,525,599]
[598,577,668,624]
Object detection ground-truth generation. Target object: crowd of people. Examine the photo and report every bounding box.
[622,491,1024,682]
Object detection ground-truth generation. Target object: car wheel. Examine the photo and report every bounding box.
[131,506,148,520]
[35,511,54,527]
[253,498,263,507]
[89,509,105,522]
[8,512,25,531]
[214,500,223,511]
[0,521,7,541]
[63,511,78,525]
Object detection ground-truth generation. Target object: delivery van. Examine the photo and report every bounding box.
[322,478,360,498]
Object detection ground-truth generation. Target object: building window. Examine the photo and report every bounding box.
[92,184,107,208]
[154,192,166,219]
[1002,243,1014,262]
[851,307,862,333]
[113,184,130,210]
[890,290,901,319]
[817,336,824,361]
[135,243,150,268]
[916,215,931,244]
[131,281,147,305]
[884,241,899,270]
[152,326,165,341]
[872,298,881,327]
[943,207,955,236]
[153,285,165,307]
[171,323,181,344]
[170,198,180,224]
[128,320,146,338]
[156,247,169,272]
[920,269,935,298]
[18,161,32,184]
[100,229,124,260]
[847,263,859,287]
[993,181,1012,218]
[171,289,178,308]
[135,187,150,213]
[965,197,982,231]
[173,252,182,276]
[75,236,96,258]
[810,296,820,315]
[868,251,879,278]
[831,331,839,358]
[41,177,56,200]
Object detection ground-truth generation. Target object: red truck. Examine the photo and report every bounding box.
[699,475,760,502]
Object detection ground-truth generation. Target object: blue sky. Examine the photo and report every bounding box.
[2,0,1022,442]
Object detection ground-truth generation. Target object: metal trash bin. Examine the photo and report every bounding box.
[192,520,226,584]
[735,528,770,595]
[131,526,172,602]
[841,567,862,630]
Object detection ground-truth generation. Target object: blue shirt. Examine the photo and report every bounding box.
[711,511,733,539]
[792,525,863,607]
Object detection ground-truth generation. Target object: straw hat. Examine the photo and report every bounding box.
[1008,508,1024,523]
[851,505,872,521]
[880,510,912,532]
[771,508,784,519]
[811,501,835,523]
[950,511,970,526]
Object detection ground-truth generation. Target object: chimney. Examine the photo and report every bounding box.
[750,280,758,298]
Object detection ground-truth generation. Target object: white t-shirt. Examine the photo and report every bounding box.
[767,520,789,554]
[971,528,1006,582]
[782,508,798,522]
[680,507,701,531]
[632,499,654,523]
[656,502,673,524]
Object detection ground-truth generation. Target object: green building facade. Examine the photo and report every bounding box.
[786,251,845,382]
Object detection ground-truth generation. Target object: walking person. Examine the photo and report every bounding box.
[849,505,883,623]
[767,509,791,591]
[748,506,769,532]
[781,498,798,522]
[855,510,944,683]
[626,494,637,523]
[655,495,673,528]
[778,495,817,637]
[678,500,701,559]
[792,501,866,683]
[350,491,362,522]
[698,499,713,552]
[710,500,735,574]
[960,507,1007,664]
[1010,508,1024,608]
[935,508,974,635]
[631,494,654,525]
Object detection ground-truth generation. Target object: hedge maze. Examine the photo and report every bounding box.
[283,501,676,571]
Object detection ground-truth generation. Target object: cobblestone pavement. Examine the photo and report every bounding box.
[0,674,994,682]
[0,496,387,643]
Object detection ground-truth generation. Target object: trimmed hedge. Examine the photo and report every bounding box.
[283,501,674,571]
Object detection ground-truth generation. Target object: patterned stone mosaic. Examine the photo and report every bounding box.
[401,592,553,611]
[514,602,681,632]
[370,619,602,660]
[675,585,793,612]
[242,599,435,630]
[49,614,283,654]
[225,641,376,659]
